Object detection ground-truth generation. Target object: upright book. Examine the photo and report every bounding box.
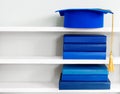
[64,35,106,44]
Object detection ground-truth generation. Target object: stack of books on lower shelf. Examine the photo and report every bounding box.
[59,64,110,90]
[63,34,106,59]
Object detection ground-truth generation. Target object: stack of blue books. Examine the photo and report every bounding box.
[63,34,106,59]
[59,64,110,90]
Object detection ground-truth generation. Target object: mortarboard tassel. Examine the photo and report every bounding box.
[108,52,114,71]
[108,14,114,72]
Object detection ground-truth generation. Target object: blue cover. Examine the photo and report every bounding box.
[59,78,110,90]
[56,8,113,28]
[64,35,106,44]
[64,44,106,52]
[61,74,108,82]
[63,52,106,59]
[62,64,108,75]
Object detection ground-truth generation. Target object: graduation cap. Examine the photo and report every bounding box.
[56,8,114,72]
[56,8,113,28]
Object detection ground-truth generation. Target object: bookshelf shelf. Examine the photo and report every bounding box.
[0,81,118,93]
[0,27,119,32]
[0,56,119,64]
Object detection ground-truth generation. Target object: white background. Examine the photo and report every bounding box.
[0,0,120,27]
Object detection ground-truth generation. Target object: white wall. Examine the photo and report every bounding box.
[0,0,120,27]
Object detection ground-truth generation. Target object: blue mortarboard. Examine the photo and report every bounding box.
[56,8,113,28]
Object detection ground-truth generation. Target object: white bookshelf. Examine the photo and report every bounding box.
[0,56,119,64]
[0,27,118,93]
[0,27,119,32]
[0,27,119,93]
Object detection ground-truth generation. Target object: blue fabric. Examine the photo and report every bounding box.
[62,64,108,75]
[59,78,110,90]
[63,52,106,59]
[64,34,106,44]
[64,44,106,52]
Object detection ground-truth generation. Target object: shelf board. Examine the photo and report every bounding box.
[0,81,119,92]
[0,27,119,32]
[0,56,119,64]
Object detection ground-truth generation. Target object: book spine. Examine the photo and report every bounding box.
[62,70,108,75]
[61,75,108,82]
[64,44,106,52]
[59,79,110,90]
[64,35,106,44]
[63,52,106,59]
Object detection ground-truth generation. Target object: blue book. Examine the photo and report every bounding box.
[64,44,106,52]
[59,79,110,90]
[63,52,106,59]
[61,74,108,82]
[62,64,108,75]
[64,34,106,44]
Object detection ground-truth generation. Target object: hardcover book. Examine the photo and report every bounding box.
[61,74,108,81]
[62,64,108,75]
[63,52,106,59]
[59,78,110,90]
[64,34,106,44]
[64,44,106,52]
